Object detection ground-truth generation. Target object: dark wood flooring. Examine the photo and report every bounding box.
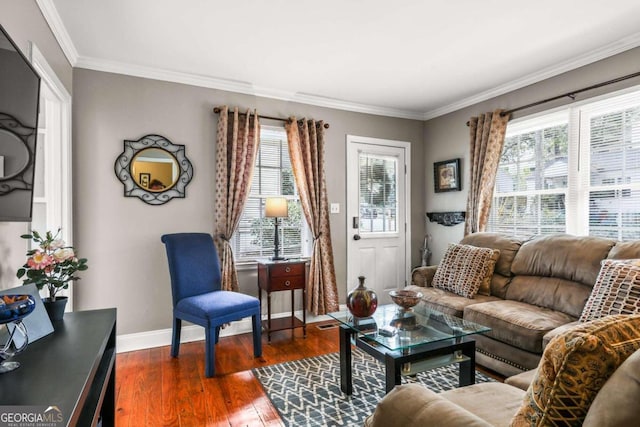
[115,322,340,427]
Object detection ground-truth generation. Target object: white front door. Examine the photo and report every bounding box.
[346,135,411,305]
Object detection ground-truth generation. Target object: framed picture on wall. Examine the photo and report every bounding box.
[434,158,461,193]
[139,173,150,188]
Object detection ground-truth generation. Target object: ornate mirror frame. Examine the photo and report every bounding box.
[114,134,193,205]
[0,113,36,196]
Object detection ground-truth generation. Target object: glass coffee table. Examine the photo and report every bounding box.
[328,303,491,394]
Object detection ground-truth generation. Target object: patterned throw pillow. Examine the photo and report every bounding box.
[579,259,640,322]
[432,243,500,298]
[510,314,640,427]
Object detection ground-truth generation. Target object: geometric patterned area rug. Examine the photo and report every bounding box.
[253,347,496,427]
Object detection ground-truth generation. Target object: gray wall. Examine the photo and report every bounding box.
[0,0,72,290]
[423,46,640,264]
[72,69,426,335]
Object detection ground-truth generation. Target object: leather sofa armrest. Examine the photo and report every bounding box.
[411,265,438,287]
[364,384,492,427]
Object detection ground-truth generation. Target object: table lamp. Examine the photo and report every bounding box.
[265,197,288,260]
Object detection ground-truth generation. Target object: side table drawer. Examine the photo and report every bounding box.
[269,274,305,291]
[269,263,305,278]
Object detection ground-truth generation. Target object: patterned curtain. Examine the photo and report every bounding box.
[214,106,260,291]
[464,109,510,236]
[285,118,339,315]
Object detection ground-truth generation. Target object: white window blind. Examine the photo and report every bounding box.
[232,126,309,261]
[487,112,569,237]
[358,153,398,233]
[487,87,640,241]
[580,93,640,240]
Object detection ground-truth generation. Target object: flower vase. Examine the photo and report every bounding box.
[43,296,68,322]
[346,276,378,317]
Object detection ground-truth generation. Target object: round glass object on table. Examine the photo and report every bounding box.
[0,294,36,374]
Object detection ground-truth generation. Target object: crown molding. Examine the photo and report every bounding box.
[75,56,426,120]
[423,31,640,120]
[36,0,78,66]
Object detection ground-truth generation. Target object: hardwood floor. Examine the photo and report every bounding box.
[115,322,340,427]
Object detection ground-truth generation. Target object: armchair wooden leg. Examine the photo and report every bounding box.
[214,326,220,344]
[252,313,262,357]
[205,327,216,377]
[171,318,181,357]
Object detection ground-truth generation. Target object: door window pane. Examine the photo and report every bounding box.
[358,153,397,233]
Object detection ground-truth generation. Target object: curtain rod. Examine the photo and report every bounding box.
[466,70,640,126]
[213,107,330,129]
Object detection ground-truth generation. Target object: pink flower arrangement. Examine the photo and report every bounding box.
[17,229,88,301]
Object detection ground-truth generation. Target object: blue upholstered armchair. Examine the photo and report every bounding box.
[161,233,262,377]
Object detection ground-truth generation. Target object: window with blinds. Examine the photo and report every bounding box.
[488,113,569,236]
[583,96,640,240]
[487,87,640,240]
[232,126,309,261]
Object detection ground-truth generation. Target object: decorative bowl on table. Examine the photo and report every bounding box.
[389,289,423,310]
[0,294,36,323]
[0,294,36,374]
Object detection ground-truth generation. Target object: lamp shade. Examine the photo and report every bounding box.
[265,197,288,218]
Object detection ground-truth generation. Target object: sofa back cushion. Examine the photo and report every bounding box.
[607,240,640,260]
[582,348,640,427]
[507,234,615,314]
[510,314,640,427]
[460,232,523,298]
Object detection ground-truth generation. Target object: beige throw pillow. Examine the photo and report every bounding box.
[580,258,640,322]
[432,243,500,298]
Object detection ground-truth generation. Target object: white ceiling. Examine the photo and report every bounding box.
[42,0,640,120]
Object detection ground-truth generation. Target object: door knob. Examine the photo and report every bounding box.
[353,234,361,240]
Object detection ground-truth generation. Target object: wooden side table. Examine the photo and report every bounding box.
[257,259,307,342]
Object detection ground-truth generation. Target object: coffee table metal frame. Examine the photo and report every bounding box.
[330,304,490,394]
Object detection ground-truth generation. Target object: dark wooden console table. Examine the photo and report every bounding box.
[0,308,117,426]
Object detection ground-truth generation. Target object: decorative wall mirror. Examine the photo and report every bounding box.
[0,113,36,193]
[114,134,193,205]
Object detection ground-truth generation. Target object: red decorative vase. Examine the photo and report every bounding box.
[346,276,378,317]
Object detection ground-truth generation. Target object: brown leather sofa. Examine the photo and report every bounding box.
[408,232,640,377]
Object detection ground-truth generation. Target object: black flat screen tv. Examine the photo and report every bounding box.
[0,22,41,222]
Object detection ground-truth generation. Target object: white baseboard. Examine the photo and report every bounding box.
[116,305,346,353]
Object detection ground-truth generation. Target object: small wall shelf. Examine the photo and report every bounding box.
[426,211,466,226]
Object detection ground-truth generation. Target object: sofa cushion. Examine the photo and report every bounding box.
[542,321,580,348]
[460,232,524,278]
[464,300,575,353]
[511,234,615,287]
[583,349,640,427]
[504,368,537,391]
[607,240,640,260]
[511,314,640,426]
[579,259,640,322]
[364,384,493,427]
[441,382,525,427]
[432,243,500,298]
[505,276,591,318]
[406,285,500,318]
